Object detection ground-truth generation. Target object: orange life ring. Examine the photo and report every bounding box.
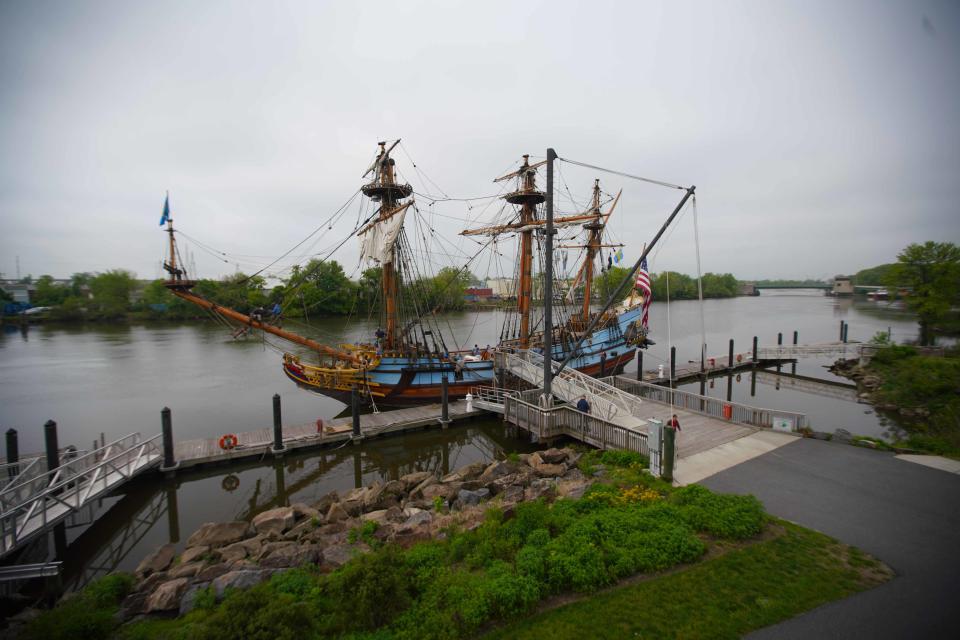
[219,433,239,450]
[736,354,743,363]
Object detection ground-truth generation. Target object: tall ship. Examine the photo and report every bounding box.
[160,143,653,406]
[464,155,651,376]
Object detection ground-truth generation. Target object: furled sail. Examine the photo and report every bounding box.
[359,206,408,264]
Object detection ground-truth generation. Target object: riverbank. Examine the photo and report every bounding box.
[830,344,960,457]
[11,447,891,640]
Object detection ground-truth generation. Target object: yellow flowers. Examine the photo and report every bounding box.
[615,486,661,505]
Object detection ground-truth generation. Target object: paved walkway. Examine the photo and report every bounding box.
[700,439,960,639]
[673,430,795,486]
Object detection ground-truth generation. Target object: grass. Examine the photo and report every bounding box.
[482,521,891,640]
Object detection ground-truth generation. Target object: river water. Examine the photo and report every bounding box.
[0,290,921,589]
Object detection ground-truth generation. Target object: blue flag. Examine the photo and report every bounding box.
[159,194,170,226]
[614,248,624,264]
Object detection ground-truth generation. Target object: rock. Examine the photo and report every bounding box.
[118,592,148,622]
[489,473,527,494]
[320,544,355,569]
[498,484,525,504]
[316,521,347,536]
[186,521,253,548]
[261,543,321,569]
[252,506,296,536]
[341,487,367,503]
[312,491,339,514]
[399,510,433,530]
[562,467,585,482]
[179,546,210,565]
[291,502,320,522]
[477,460,514,484]
[457,488,490,507]
[257,540,297,560]
[218,536,264,563]
[179,582,211,616]
[454,462,488,482]
[135,571,169,594]
[117,592,149,622]
[135,543,177,578]
[360,509,390,524]
[384,505,406,522]
[409,475,438,499]
[212,569,272,598]
[145,578,190,613]
[169,561,204,579]
[341,500,364,517]
[326,502,350,523]
[533,463,566,478]
[196,563,231,582]
[557,480,589,499]
[399,471,434,491]
[540,448,570,464]
[525,478,557,502]
[285,518,318,541]
[420,484,454,502]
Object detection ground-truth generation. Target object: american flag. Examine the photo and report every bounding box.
[635,256,652,328]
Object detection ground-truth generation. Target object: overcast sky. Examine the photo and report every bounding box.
[1,0,958,285]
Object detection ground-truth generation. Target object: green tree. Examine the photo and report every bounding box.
[889,241,960,345]
[33,275,70,306]
[88,270,137,320]
[284,260,357,316]
[416,266,471,312]
[854,263,896,286]
[595,266,632,303]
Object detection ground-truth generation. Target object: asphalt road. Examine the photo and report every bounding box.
[701,438,960,639]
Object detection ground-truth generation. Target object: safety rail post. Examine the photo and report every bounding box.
[43,420,59,490]
[271,394,285,455]
[5,429,18,480]
[440,374,450,429]
[160,408,177,473]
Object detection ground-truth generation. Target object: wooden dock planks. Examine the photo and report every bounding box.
[173,400,484,469]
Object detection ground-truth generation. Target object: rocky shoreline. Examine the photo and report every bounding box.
[120,447,592,623]
[829,358,930,419]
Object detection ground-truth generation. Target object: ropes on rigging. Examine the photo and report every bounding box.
[558,157,685,191]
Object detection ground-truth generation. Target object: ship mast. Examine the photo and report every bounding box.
[361,141,414,351]
[581,179,603,324]
[500,155,546,348]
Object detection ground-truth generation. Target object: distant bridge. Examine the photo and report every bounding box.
[752,284,831,290]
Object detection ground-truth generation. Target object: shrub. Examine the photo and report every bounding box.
[21,573,134,640]
[194,583,316,640]
[322,545,414,633]
[672,484,766,539]
[600,449,648,469]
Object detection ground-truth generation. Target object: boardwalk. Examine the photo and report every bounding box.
[173,400,483,469]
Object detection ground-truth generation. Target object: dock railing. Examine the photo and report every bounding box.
[607,376,808,431]
[503,392,649,457]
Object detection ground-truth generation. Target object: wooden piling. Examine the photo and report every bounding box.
[441,374,450,428]
[44,420,59,484]
[670,346,676,381]
[636,350,643,381]
[161,408,176,470]
[5,429,18,480]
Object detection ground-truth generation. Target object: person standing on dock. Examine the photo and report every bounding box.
[667,414,681,431]
[576,395,591,414]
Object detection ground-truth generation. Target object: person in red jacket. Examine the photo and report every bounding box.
[667,414,681,431]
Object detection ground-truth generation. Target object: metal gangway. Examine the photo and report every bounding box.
[500,350,648,425]
[0,433,163,558]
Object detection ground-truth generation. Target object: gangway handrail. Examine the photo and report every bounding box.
[0,433,144,508]
[0,434,163,557]
[502,350,645,421]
